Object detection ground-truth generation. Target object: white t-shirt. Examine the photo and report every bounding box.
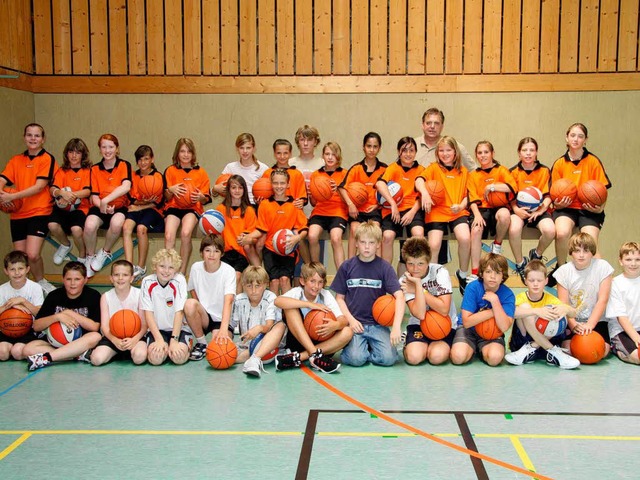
[140,273,189,332]
[281,286,342,319]
[231,289,281,334]
[553,258,614,323]
[0,279,44,308]
[606,273,640,338]
[222,160,269,204]
[401,264,457,327]
[289,155,324,216]
[187,261,236,321]
[104,287,141,317]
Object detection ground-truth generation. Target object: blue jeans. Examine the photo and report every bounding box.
[341,324,397,367]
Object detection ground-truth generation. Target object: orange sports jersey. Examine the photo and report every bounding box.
[263,165,307,203]
[215,203,257,257]
[1,149,56,219]
[91,158,132,209]
[310,167,348,219]
[468,163,517,208]
[256,196,308,257]
[510,161,551,197]
[339,159,387,213]
[131,168,165,214]
[420,162,469,222]
[164,165,211,215]
[52,166,92,214]
[550,150,611,210]
[378,160,424,216]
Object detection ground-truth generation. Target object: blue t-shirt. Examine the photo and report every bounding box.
[459,280,515,327]
[330,255,401,325]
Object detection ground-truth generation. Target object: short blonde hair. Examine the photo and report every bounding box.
[619,242,640,259]
[322,142,342,167]
[301,262,327,282]
[355,220,382,243]
[152,248,182,270]
[568,233,597,255]
[241,265,269,285]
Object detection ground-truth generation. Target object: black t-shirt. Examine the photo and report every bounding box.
[37,286,102,333]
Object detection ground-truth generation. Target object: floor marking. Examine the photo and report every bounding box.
[301,366,554,480]
[510,435,538,474]
[0,433,31,461]
[456,412,489,480]
[296,410,318,480]
[0,370,41,398]
[0,430,302,436]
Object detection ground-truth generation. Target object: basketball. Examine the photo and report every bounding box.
[345,182,368,207]
[47,321,82,348]
[199,209,226,235]
[0,187,23,214]
[174,183,199,209]
[425,180,446,205]
[303,310,337,342]
[486,190,513,208]
[248,332,279,364]
[570,331,606,364]
[372,294,396,327]
[516,186,543,211]
[137,174,163,200]
[272,228,296,255]
[109,309,142,339]
[420,310,452,341]
[0,308,33,338]
[550,178,577,203]
[55,186,82,211]
[309,175,333,201]
[377,180,403,207]
[577,180,608,207]
[535,311,567,338]
[475,317,502,340]
[252,177,273,200]
[206,340,238,369]
[215,173,232,188]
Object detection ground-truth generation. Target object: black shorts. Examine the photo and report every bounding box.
[125,209,165,232]
[308,215,347,232]
[405,324,455,347]
[474,208,506,238]
[283,309,307,354]
[145,330,193,348]
[565,321,610,344]
[205,312,234,335]
[96,336,133,361]
[553,208,605,229]
[10,215,49,242]
[381,210,425,237]
[351,211,382,225]
[87,206,128,229]
[508,323,565,360]
[263,249,295,280]
[49,208,87,233]
[520,211,553,229]
[0,331,37,344]
[165,208,197,220]
[426,216,470,235]
[221,249,249,273]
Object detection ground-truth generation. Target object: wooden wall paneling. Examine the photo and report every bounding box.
[221,0,239,74]
[202,0,221,75]
[89,0,109,74]
[578,0,600,72]
[351,0,369,74]
[314,0,332,74]
[540,0,560,72]
[521,0,541,73]
[0,2,11,71]
[388,0,407,74]
[184,0,203,74]
[559,0,579,72]
[33,0,53,74]
[5,0,33,72]
[463,0,482,73]
[618,0,639,71]
[407,0,426,74]
[332,0,350,74]
[128,0,146,74]
[257,0,275,74]
[109,0,128,74]
[598,0,619,71]
[71,0,90,74]
[444,0,462,73]
[52,0,72,74]
[369,0,388,74]
[239,0,257,74]
[165,0,184,75]
[482,0,502,73]
[501,0,521,73]
[277,0,294,74]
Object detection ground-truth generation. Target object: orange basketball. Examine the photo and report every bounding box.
[109,309,142,339]
[216,173,232,187]
[0,187,23,214]
[372,294,396,327]
[303,310,337,342]
[486,190,513,208]
[252,177,273,200]
[137,174,163,200]
[570,331,606,364]
[206,340,238,369]
[0,308,33,338]
[577,180,608,207]
[345,182,368,207]
[475,317,502,340]
[550,178,578,203]
[174,183,199,209]
[420,310,452,341]
[425,180,446,205]
[309,175,333,201]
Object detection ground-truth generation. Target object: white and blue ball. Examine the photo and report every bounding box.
[249,332,279,364]
[199,209,226,235]
[535,315,567,338]
[516,186,543,211]
[47,321,82,348]
[376,180,403,208]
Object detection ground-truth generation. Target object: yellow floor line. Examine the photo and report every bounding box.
[0,433,31,461]
[510,435,538,474]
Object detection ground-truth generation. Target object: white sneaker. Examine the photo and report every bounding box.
[546,345,580,369]
[37,278,56,294]
[505,342,539,366]
[76,257,87,267]
[466,274,479,284]
[133,265,147,283]
[90,249,111,273]
[53,243,72,265]
[243,355,265,378]
[490,243,503,254]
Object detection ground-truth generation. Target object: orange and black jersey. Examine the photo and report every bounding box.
[378,160,424,216]
[1,149,56,219]
[263,165,307,204]
[310,167,348,220]
[164,165,211,215]
[468,163,517,208]
[419,161,469,222]
[131,167,165,214]
[510,161,551,197]
[339,158,387,213]
[550,149,611,210]
[256,196,308,257]
[52,166,92,214]
[216,203,257,257]
[91,157,132,209]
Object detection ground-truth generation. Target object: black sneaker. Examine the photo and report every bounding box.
[27,353,52,371]
[528,248,543,261]
[189,343,207,361]
[76,349,93,364]
[275,351,301,371]
[515,258,529,284]
[547,264,560,288]
[455,270,468,295]
[309,349,340,374]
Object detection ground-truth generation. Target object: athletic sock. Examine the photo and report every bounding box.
[471,268,479,275]
[196,336,206,345]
